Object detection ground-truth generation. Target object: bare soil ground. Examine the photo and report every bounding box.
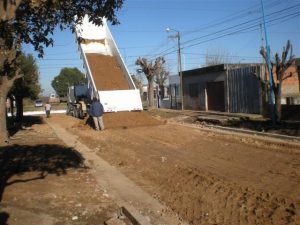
[150,109,300,137]
[47,112,300,225]
[0,118,120,225]
[85,53,130,90]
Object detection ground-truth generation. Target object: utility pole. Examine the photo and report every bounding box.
[177,31,184,110]
[166,28,184,110]
[260,23,265,64]
[260,0,276,125]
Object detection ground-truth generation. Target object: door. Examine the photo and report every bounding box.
[207,81,225,112]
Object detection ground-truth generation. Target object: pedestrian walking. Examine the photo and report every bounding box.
[88,97,105,131]
[45,102,51,118]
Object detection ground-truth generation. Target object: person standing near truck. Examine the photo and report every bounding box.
[89,97,105,131]
[45,102,51,118]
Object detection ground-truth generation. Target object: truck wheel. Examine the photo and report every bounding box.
[78,110,84,119]
[74,109,78,118]
[66,106,71,115]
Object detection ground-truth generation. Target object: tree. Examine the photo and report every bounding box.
[131,74,143,96]
[204,48,233,66]
[0,0,123,144]
[260,40,295,122]
[135,57,165,110]
[52,67,86,97]
[154,66,169,99]
[9,52,41,122]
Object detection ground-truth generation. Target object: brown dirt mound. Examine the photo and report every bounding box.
[159,166,298,225]
[74,111,164,130]
[85,53,130,91]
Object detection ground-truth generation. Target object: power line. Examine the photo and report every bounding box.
[182,0,288,36]
[128,9,299,69]
[151,9,300,60]
[181,4,299,47]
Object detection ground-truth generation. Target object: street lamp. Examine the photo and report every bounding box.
[166,27,184,110]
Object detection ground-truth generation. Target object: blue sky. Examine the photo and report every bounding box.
[23,0,300,95]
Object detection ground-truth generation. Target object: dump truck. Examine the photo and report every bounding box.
[74,16,143,112]
[66,85,88,119]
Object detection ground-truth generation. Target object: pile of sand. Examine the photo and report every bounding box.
[74,111,164,130]
[85,53,130,91]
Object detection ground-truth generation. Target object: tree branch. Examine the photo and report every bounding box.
[282,72,295,81]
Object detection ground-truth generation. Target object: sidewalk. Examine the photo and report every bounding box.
[0,119,119,225]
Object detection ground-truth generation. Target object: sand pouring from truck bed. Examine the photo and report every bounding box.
[85,53,131,91]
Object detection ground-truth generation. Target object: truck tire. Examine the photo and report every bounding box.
[78,109,83,119]
[74,108,78,118]
[66,104,71,115]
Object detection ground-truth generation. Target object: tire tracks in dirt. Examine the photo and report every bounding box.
[46,119,187,225]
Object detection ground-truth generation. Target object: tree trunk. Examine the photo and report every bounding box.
[147,78,154,110]
[274,85,282,122]
[0,73,21,145]
[0,80,12,145]
[159,85,164,99]
[15,95,23,123]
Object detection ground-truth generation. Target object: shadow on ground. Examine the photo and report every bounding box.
[7,116,44,137]
[0,144,87,224]
[226,118,300,136]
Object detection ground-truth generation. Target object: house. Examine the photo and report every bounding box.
[280,58,300,104]
[181,64,264,114]
[168,75,181,109]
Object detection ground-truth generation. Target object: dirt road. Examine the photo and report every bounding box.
[47,113,300,225]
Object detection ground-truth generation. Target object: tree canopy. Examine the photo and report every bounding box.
[9,52,41,121]
[10,52,41,100]
[0,0,123,53]
[51,67,86,97]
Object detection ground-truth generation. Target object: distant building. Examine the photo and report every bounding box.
[181,64,264,114]
[48,93,60,103]
[280,58,300,104]
[168,75,181,109]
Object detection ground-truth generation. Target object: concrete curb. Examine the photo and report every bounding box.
[207,124,300,142]
[168,121,300,150]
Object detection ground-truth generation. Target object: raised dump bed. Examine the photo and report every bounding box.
[85,54,130,91]
[75,16,143,112]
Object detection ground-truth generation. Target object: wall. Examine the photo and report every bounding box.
[182,64,263,114]
[281,61,300,104]
[227,66,261,114]
[182,66,226,110]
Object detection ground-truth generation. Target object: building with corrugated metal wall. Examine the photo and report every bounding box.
[182,64,265,114]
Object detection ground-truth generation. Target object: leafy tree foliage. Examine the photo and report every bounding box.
[135,57,165,109]
[52,67,86,97]
[0,0,123,144]
[9,52,41,121]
